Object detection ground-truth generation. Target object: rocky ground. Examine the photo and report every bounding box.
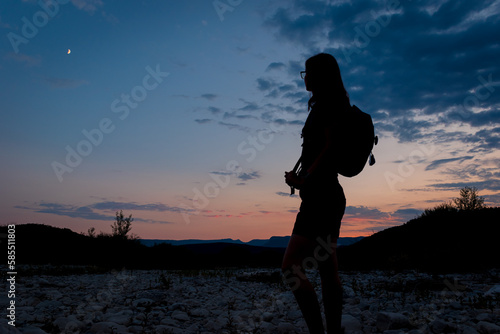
[1,267,499,333]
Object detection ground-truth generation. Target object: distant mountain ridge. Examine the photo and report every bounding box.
[140,236,365,248]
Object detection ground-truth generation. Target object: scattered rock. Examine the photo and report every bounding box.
[277,321,296,333]
[484,285,500,297]
[236,270,282,283]
[35,300,63,312]
[132,298,154,307]
[460,325,479,334]
[10,269,499,334]
[190,307,210,317]
[0,322,22,333]
[53,315,83,331]
[476,312,493,322]
[429,319,457,333]
[171,310,190,321]
[262,311,274,322]
[19,327,48,334]
[477,321,500,334]
[449,301,463,310]
[287,309,303,320]
[170,302,187,311]
[153,325,183,334]
[342,314,362,332]
[376,312,410,331]
[90,321,128,334]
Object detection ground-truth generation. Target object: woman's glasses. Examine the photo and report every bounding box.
[300,71,306,79]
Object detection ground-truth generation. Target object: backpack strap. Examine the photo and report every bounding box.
[290,156,302,195]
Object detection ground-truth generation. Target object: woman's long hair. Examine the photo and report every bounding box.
[305,53,350,110]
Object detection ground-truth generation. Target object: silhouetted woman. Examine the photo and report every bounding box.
[283,53,348,334]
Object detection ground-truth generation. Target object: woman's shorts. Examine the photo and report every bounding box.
[292,182,346,241]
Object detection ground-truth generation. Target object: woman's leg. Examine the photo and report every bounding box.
[318,238,343,334]
[282,233,325,334]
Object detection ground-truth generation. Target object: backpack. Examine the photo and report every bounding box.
[336,105,377,177]
[290,104,377,194]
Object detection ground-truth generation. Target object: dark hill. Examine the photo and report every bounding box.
[337,207,500,272]
[1,223,150,269]
[0,224,284,270]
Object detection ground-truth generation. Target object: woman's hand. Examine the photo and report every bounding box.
[284,171,305,189]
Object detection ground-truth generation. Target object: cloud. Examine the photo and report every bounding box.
[266,62,286,71]
[391,118,433,143]
[262,0,500,148]
[484,192,500,206]
[45,77,89,89]
[255,71,305,102]
[201,93,217,100]
[278,84,296,93]
[4,53,41,67]
[264,5,330,50]
[16,202,111,221]
[392,208,423,221]
[343,205,424,224]
[195,118,213,124]
[238,100,260,112]
[90,201,189,213]
[338,204,427,234]
[257,78,277,91]
[427,179,500,191]
[217,121,251,132]
[286,60,304,77]
[465,128,500,153]
[210,171,233,176]
[344,206,390,220]
[282,91,309,105]
[442,162,500,180]
[237,171,261,181]
[276,191,298,198]
[425,156,474,171]
[16,201,187,224]
[443,107,500,128]
[71,0,103,14]
[208,106,222,114]
[133,218,175,224]
[223,111,257,121]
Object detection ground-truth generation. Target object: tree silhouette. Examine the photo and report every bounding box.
[111,210,134,239]
[87,227,96,238]
[453,186,485,211]
[421,201,456,217]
